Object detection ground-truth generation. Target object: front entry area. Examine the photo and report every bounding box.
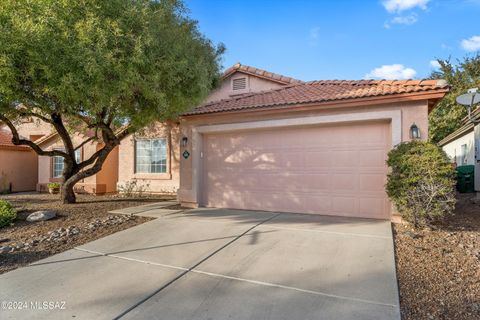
[202,121,391,219]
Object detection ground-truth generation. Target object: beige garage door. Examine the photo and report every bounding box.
[202,121,391,219]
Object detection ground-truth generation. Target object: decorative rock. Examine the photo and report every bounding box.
[26,210,56,222]
[0,246,12,253]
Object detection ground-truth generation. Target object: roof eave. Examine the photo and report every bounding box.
[222,68,295,85]
[181,89,449,118]
[438,122,475,146]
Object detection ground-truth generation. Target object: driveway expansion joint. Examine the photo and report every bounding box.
[111,212,283,319]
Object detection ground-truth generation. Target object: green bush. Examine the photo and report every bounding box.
[386,141,456,227]
[0,200,16,228]
[47,182,61,189]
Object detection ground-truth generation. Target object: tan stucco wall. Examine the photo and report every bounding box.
[95,145,119,194]
[0,118,53,141]
[178,100,429,207]
[0,149,38,192]
[36,134,117,194]
[205,72,284,103]
[117,122,180,194]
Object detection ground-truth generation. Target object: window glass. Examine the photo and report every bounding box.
[75,149,81,163]
[53,156,64,178]
[135,139,167,173]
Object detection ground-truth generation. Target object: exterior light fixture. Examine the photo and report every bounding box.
[181,136,188,147]
[410,123,420,140]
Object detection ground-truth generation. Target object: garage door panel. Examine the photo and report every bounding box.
[331,173,357,191]
[358,197,389,219]
[359,173,387,192]
[358,149,387,167]
[203,122,391,219]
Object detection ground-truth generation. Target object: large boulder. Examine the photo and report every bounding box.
[26,210,56,222]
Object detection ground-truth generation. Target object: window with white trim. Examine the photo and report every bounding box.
[75,149,81,163]
[135,139,167,173]
[52,149,81,178]
[52,155,64,178]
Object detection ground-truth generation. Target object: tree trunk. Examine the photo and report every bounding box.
[61,178,77,204]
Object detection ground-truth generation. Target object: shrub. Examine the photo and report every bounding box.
[386,140,456,227]
[117,180,150,198]
[47,182,61,189]
[0,200,16,228]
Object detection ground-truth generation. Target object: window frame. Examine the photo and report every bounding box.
[52,154,64,178]
[134,138,168,174]
[51,148,81,179]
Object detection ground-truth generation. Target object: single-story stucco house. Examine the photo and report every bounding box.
[0,129,38,193]
[117,63,449,220]
[117,63,302,194]
[1,63,449,220]
[439,108,480,191]
[0,118,51,192]
[35,132,119,195]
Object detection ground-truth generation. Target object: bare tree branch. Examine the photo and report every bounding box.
[74,135,97,151]
[16,109,53,124]
[0,114,68,157]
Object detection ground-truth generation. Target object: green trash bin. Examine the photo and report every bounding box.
[456,165,475,193]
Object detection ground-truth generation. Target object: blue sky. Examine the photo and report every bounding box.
[185,0,480,81]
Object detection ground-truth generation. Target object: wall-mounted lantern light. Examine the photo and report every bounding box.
[181,136,188,147]
[410,123,420,140]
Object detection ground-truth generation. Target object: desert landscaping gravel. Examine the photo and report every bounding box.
[394,193,480,320]
[0,193,174,274]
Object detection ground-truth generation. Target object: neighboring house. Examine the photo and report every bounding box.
[439,108,480,191]
[35,132,119,195]
[175,76,448,220]
[0,118,52,192]
[0,129,38,192]
[117,63,301,194]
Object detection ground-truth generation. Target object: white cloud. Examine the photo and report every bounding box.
[461,35,480,52]
[309,27,320,46]
[365,64,417,80]
[391,13,418,25]
[384,13,418,28]
[382,0,430,13]
[430,60,441,69]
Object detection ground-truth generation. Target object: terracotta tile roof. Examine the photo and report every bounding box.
[184,79,449,116]
[0,130,30,151]
[222,63,303,85]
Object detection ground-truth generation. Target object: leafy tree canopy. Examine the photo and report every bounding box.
[429,55,480,144]
[0,0,224,203]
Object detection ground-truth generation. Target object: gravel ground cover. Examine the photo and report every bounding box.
[0,193,174,274]
[394,193,480,320]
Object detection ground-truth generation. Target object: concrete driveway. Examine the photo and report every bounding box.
[0,208,400,320]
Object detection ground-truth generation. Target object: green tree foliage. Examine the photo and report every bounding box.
[429,55,480,143]
[386,141,456,227]
[0,0,224,203]
[0,200,16,228]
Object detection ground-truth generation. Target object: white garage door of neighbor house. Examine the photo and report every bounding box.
[202,121,392,219]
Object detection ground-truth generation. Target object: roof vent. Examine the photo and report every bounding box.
[232,77,247,91]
